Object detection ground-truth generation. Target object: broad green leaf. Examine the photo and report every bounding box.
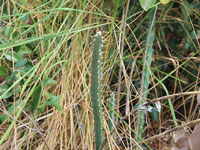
[4,26,12,39]
[0,114,8,123]
[45,93,62,111]
[160,0,170,5]
[6,72,16,85]
[13,87,21,95]
[0,84,13,98]
[0,38,6,44]
[31,85,42,114]
[17,62,33,74]
[18,48,33,56]
[43,79,57,87]
[0,83,20,99]
[4,51,21,62]
[1,92,12,99]
[0,66,7,77]
[12,31,19,39]
[0,84,9,93]
[21,14,29,23]
[38,104,45,113]
[139,0,156,11]
[45,92,55,99]
[45,98,62,111]
[15,58,28,68]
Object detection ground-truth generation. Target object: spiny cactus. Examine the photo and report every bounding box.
[91,31,104,150]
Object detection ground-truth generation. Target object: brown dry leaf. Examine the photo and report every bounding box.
[188,123,200,150]
[172,129,190,150]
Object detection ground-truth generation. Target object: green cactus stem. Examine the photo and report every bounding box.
[91,31,104,150]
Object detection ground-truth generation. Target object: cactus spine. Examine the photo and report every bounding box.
[91,31,104,150]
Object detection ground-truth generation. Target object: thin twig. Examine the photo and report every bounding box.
[146,91,200,105]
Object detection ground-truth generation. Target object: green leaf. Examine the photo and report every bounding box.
[21,14,29,23]
[139,0,156,11]
[45,92,54,99]
[45,93,62,111]
[12,31,19,39]
[1,92,12,99]
[43,78,57,87]
[0,102,22,123]
[0,38,6,44]
[4,51,21,62]
[38,104,45,113]
[0,66,7,77]
[15,58,28,68]
[18,48,33,56]
[0,84,9,94]
[13,86,21,95]
[0,114,8,123]
[31,85,42,114]
[160,0,170,5]
[17,62,33,74]
[4,26,12,39]
[0,84,20,99]
[6,72,16,85]
[0,84,13,98]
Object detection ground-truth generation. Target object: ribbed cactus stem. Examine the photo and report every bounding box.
[91,31,104,150]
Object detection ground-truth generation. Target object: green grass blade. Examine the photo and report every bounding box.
[137,7,157,145]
